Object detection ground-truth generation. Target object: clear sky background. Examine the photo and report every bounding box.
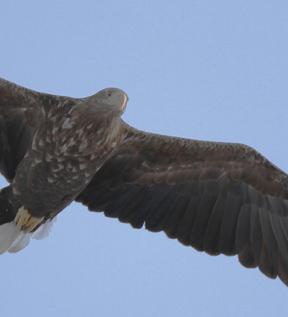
[1,1,288,316]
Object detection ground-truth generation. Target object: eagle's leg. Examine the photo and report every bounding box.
[15,206,44,233]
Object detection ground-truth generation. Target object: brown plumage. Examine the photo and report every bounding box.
[0,78,288,286]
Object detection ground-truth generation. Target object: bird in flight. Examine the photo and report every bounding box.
[0,78,288,286]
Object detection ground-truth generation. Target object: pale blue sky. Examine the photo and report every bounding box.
[1,1,288,316]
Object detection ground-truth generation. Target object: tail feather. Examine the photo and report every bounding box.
[0,222,21,254]
[32,217,57,240]
[0,186,57,254]
[0,217,57,254]
[8,230,31,253]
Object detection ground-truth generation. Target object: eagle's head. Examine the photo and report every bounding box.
[92,88,128,115]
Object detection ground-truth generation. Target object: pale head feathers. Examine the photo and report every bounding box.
[92,88,129,114]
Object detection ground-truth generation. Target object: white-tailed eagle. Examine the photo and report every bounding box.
[0,78,288,286]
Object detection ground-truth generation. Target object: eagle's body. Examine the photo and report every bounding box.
[1,78,288,286]
[13,91,126,220]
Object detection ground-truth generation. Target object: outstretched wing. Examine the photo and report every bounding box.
[76,125,288,285]
[0,78,46,182]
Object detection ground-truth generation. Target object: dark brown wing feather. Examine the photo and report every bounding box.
[0,78,45,182]
[76,125,288,285]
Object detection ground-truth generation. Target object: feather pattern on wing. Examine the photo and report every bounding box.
[0,79,49,181]
[76,125,288,285]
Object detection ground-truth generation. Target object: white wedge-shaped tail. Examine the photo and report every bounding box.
[0,217,57,254]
